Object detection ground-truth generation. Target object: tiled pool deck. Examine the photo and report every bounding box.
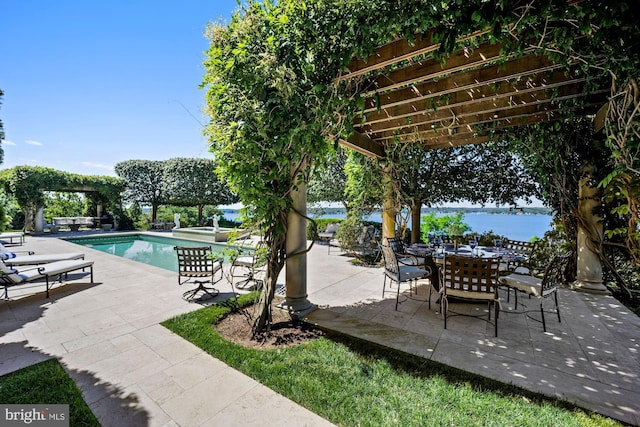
[1,231,639,426]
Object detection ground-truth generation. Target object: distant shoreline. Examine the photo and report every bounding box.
[222,206,553,216]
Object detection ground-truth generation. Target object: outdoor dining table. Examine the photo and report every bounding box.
[406,243,525,290]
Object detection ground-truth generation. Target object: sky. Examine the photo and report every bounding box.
[1,0,242,177]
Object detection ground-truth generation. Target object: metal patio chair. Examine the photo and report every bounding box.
[440,254,500,337]
[174,246,223,301]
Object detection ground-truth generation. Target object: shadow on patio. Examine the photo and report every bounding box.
[304,250,640,426]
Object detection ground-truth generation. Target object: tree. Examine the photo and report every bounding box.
[389,139,539,242]
[162,158,238,224]
[203,1,351,335]
[114,160,166,224]
[44,192,85,221]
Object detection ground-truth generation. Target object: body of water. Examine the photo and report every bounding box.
[223,211,553,242]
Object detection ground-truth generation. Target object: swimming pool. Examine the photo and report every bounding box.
[66,233,234,272]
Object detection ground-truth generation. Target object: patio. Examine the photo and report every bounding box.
[1,233,639,425]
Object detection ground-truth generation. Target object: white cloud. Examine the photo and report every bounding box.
[1,139,16,146]
[81,161,114,172]
[25,139,43,146]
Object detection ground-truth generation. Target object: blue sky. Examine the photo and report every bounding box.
[1,0,241,177]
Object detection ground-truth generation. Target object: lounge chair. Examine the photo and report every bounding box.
[0,232,25,245]
[5,252,85,267]
[1,258,94,299]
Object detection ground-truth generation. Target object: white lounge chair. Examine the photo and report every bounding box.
[0,232,25,245]
[1,258,94,299]
[5,252,85,267]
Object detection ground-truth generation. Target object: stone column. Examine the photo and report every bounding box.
[34,207,44,233]
[280,177,316,317]
[381,164,396,243]
[572,166,610,294]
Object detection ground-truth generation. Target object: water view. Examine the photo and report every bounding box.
[223,210,553,242]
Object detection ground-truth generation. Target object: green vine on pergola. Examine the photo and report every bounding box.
[203,0,639,334]
[0,166,124,231]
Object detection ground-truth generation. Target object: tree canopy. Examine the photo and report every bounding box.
[115,160,166,223]
[115,158,236,224]
[163,158,238,223]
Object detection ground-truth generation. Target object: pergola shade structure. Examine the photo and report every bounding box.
[337,29,609,156]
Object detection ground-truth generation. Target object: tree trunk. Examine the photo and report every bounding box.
[411,201,422,244]
[198,205,203,225]
[251,214,287,337]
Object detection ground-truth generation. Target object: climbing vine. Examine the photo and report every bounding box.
[0,166,124,231]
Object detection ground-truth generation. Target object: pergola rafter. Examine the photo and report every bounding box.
[338,21,608,155]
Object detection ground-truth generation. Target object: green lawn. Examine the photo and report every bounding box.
[162,294,620,427]
[0,359,99,426]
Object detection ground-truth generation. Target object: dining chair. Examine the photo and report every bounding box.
[440,254,500,337]
[499,252,569,332]
[380,244,430,310]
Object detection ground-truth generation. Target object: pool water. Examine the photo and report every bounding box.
[67,234,232,272]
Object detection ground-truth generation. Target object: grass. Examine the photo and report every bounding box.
[162,293,620,427]
[0,359,99,426]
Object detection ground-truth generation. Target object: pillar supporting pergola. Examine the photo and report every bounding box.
[572,166,610,295]
[280,175,316,318]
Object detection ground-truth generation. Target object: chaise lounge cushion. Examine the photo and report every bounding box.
[6,253,85,267]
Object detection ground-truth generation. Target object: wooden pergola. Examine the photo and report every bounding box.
[286,19,612,317]
[337,31,609,158]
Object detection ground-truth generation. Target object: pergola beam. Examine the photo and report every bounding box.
[335,28,492,81]
[359,83,593,135]
[338,131,386,158]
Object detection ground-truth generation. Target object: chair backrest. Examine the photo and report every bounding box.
[174,246,220,277]
[324,223,339,234]
[541,252,570,294]
[442,255,499,294]
[504,239,534,257]
[380,244,400,279]
[386,237,406,254]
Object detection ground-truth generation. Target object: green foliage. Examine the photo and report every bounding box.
[163,158,238,223]
[115,160,166,223]
[43,192,85,221]
[420,212,469,240]
[115,158,238,225]
[308,147,349,210]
